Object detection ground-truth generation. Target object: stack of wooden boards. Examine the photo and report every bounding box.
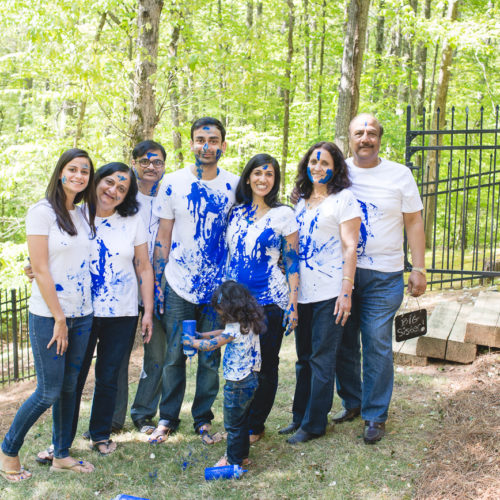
[393,291,500,365]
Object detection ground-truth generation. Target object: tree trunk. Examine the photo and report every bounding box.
[416,0,431,117]
[128,0,163,147]
[317,0,326,136]
[303,0,310,140]
[424,0,459,248]
[398,0,418,107]
[371,0,385,100]
[280,0,294,198]
[169,21,183,167]
[334,0,371,156]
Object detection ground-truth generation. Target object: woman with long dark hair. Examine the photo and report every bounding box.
[225,153,299,443]
[281,141,361,444]
[1,149,97,480]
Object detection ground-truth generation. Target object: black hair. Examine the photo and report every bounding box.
[190,117,226,143]
[94,162,139,217]
[211,281,266,335]
[45,148,96,237]
[295,141,351,199]
[235,153,282,208]
[132,140,166,161]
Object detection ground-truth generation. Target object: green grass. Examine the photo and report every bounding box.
[1,341,444,500]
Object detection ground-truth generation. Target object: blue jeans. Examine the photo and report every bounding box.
[224,372,258,465]
[72,316,138,443]
[2,313,92,459]
[159,283,221,430]
[247,304,284,435]
[130,311,166,423]
[336,268,404,422]
[292,298,343,435]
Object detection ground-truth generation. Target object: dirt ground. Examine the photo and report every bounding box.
[0,288,499,499]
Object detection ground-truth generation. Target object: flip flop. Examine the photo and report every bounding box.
[90,440,116,456]
[50,459,94,474]
[36,446,54,465]
[0,466,32,483]
[148,425,173,444]
[249,431,264,444]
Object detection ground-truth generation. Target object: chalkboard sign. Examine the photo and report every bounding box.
[394,308,427,342]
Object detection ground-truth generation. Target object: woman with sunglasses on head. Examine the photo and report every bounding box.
[1,149,97,481]
[225,153,299,444]
[281,141,361,444]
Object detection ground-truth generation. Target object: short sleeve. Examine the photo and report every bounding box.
[277,206,298,237]
[26,202,53,236]
[224,322,240,340]
[153,177,175,220]
[401,170,424,213]
[338,190,362,224]
[133,215,148,247]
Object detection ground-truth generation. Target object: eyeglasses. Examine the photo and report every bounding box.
[138,158,165,168]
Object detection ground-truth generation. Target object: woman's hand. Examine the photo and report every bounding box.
[47,318,68,355]
[334,293,352,326]
[141,312,153,343]
[283,302,298,336]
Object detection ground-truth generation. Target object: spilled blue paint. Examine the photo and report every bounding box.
[316,151,321,160]
[356,199,379,264]
[319,168,333,184]
[117,174,126,181]
[147,152,158,159]
[55,284,64,291]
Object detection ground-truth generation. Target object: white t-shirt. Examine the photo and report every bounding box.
[347,157,423,272]
[26,200,93,318]
[154,167,239,304]
[90,212,147,317]
[137,191,159,262]
[296,190,361,303]
[225,204,298,309]
[222,322,261,381]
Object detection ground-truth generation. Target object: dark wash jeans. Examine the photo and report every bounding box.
[247,304,284,435]
[158,282,221,431]
[336,268,404,422]
[292,297,344,435]
[2,313,92,459]
[224,371,259,465]
[71,316,138,443]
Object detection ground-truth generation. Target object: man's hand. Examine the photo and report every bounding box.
[407,270,427,297]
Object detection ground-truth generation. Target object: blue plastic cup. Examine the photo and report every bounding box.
[204,464,246,480]
[182,320,197,358]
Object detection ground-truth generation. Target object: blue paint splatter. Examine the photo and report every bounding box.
[319,169,333,184]
[165,184,172,196]
[356,199,380,264]
[61,176,67,185]
[216,149,222,161]
[316,151,321,160]
[147,152,158,159]
[117,174,126,181]
[262,164,269,170]
[226,182,231,190]
[202,126,210,130]
[202,143,209,152]
[55,284,64,291]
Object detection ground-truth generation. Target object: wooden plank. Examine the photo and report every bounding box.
[446,303,477,364]
[416,302,461,359]
[465,291,500,348]
[394,336,428,366]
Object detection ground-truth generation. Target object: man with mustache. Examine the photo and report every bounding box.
[333,113,427,444]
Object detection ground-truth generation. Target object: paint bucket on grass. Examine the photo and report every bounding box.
[204,464,246,480]
[182,320,197,358]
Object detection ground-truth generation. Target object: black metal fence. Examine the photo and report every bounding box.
[405,105,500,288]
[0,286,35,384]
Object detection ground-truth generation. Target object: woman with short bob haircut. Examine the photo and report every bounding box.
[225,153,299,444]
[281,141,361,444]
[1,148,97,480]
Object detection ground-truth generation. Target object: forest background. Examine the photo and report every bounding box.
[0,0,498,288]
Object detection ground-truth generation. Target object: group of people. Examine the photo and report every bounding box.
[0,113,426,483]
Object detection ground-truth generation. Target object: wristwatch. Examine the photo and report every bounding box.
[411,267,426,276]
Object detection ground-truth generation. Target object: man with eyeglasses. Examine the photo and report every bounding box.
[112,140,168,435]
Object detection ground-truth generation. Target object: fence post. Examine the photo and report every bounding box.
[11,288,19,381]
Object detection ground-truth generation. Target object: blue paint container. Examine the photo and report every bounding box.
[182,320,197,358]
[204,464,246,480]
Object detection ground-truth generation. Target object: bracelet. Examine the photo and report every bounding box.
[342,276,354,285]
[411,267,426,276]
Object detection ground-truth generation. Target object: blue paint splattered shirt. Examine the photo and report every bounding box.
[90,212,147,317]
[26,201,93,318]
[296,190,361,303]
[222,322,261,381]
[154,167,239,304]
[225,204,298,309]
[347,158,423,272]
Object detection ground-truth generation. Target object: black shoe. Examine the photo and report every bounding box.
[332,407,361,424]
[286,428,322,444]
[133,418,156,435]
[363,421,385,444]
[278,422,300,435]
